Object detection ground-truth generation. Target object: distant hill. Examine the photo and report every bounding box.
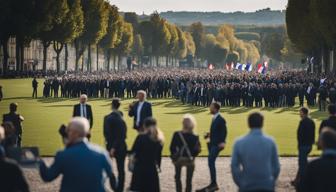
[159,8,285,26]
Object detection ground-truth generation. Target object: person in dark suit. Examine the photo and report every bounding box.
[73,94,93,129]
[128,90,153,131]
[0,126,29,192]
[104,98,127,192]
[299,128,336,192]
[0,85,3,102]
[319,104,336,132]
[291,107,315,188]
[39,117,117,192]
[3,103,24,147]
[32,77,38,98]
[197,102,227,192]
[130,117,163,192]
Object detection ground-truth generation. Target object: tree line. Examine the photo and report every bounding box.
[0,0,263,74]
[286,0,336,73]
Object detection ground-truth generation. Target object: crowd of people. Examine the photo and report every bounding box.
[2,86,336,192]
[33,69,336,111]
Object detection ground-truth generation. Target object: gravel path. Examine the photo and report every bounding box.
[23,157,300,192]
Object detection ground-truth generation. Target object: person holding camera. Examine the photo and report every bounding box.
[170,114,201,192]
[39,117,117,192]
[197,102,227,192]
[104,98,127,192]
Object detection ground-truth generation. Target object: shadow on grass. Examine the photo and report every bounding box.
[44,104,75,108]
[310,110,329,121]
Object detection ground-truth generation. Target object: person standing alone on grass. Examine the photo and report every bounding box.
[103,98,127,192]
[291,107,315,188]
[196,102,227,192]
[231,112,280,192]
[32,77,38,98]
[73,94,93,129]
[2,103,24,147]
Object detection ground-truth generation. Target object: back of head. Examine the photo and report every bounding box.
[112,98,121,110]
[248,112,264,129]
[143,117,164,144]
[320,128,336,150]
[67,117,90,143]
[0,126,4,143]
[9,103,18,113]
[328,104,336,116]
[182,114,197,133]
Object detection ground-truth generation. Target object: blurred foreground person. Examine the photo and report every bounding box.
[291,107,315,188]
[129,117,163,192]
[299,128,336,192]
[231,112,280,192]
[73,94,93,129]
[128,90,153,131]
[319,104,336,132]
[1,122,17,154]
[39,117,117,192]
[0,125,30,192]
[3,103,24,147]
[197,102,227,192]
[104,98,127,192]
[170,114,201,192]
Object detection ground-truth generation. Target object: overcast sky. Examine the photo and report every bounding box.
[110,0,288,14]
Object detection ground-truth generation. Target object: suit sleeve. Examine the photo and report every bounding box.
[219,119,227,144]
[319,120,327,133]
[72,105,76,117]
[88,105,93,128]
[148,103,153,117]
[103,117,111,149]
[231,142,242,187]
[39,152,62,182]
[128,105,135,117]
[102,152,116,191]
[111,118,126,150]
[169,132,178,156]
[271,142,280,180]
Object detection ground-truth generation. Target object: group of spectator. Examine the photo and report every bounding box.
[1,86,336,191]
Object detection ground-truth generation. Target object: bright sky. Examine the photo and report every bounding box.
[110,0,288,14]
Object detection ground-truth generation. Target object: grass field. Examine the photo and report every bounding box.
[0,78,329,156]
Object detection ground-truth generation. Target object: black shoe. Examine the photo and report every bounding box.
[196,183,219,192]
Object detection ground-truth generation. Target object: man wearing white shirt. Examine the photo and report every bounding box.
[129,90,152,131]
[73,94,93,129]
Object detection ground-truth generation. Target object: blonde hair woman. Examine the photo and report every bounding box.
[170,114,201,192]
[129,117,164,192]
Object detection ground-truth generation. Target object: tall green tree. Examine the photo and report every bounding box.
[189,22,205,59]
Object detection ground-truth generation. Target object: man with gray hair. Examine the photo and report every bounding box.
[73,94,93,129]
[39,117,117,192]
[128,90,152,131]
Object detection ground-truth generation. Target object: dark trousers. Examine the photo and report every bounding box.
[298,146,312,177]
[114,151,126,192]
[32,88,37,98]
[174,159,195,192]
[208,145,220,184]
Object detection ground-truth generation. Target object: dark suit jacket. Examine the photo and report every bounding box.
[299,151,336,192]
[72,104,93,128]
[319,116,336,132]
[128,101,152,130]
[209,114,227,147]
[3,113,23,135]
[297,117,315,147]
[103,111,127,153]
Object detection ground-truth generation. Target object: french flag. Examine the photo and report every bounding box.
[257,63,264,74]
[245,63,253,72]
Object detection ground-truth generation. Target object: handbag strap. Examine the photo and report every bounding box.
[178,131,193,160]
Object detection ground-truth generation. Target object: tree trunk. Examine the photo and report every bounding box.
[1,37,9,75]
[117,54,121,71]
[87,44,91,72]
[156,56,159,67]
[96,44,99,71]
[106,49,111,72]
[42,41,51,73]
[64,43,68,71]
[15,38,21,71]
[113,54,116,72]
[53,41,64,73]
[20,43,24,72]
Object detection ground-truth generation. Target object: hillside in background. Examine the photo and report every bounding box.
[159,8,285,26]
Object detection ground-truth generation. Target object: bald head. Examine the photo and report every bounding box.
[66,117,90,144]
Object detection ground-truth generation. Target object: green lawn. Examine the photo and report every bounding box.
[0,78,328,156]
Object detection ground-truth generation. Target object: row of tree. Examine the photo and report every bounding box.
[286,0,336,72]
[0,0,264,74]
[189,23,260,67]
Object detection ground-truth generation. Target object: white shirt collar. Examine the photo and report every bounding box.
[213,112,220,120]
